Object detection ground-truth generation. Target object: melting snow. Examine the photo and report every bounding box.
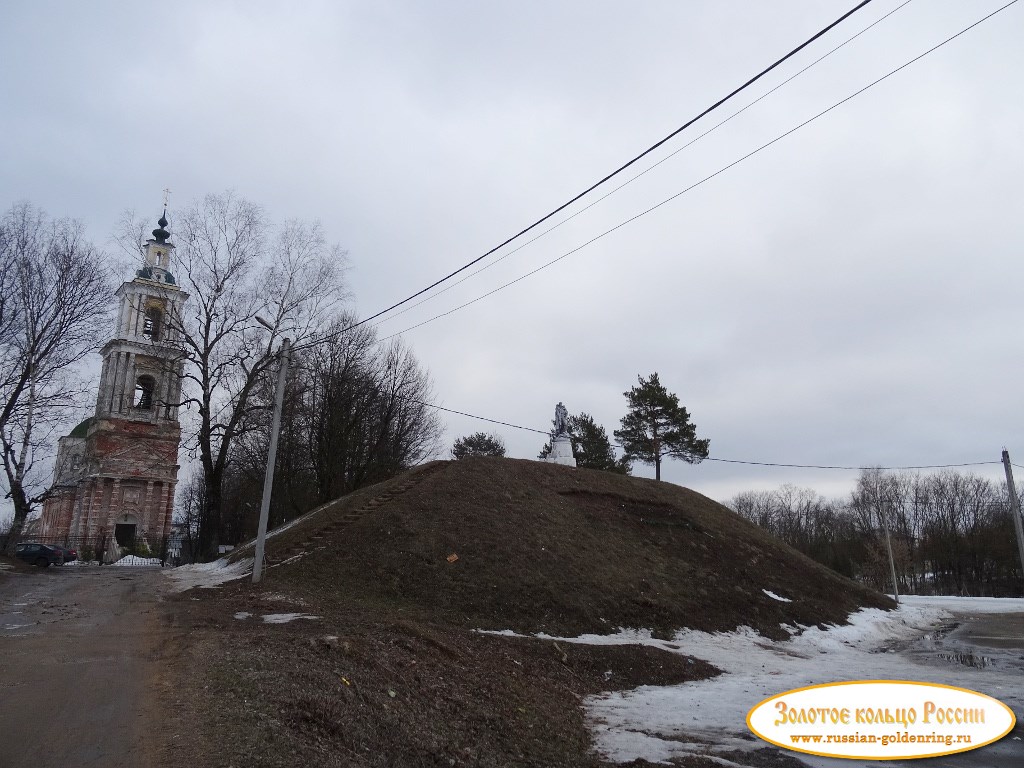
[262,613,319,624]
[482,596,1024,766]
[762,589,791,602]
[164,557,253,592]
[112,555,161,566]
[587,597,1024,765]
[234,612,252,620]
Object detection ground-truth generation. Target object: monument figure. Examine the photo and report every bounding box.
[543,401,577,467]
[554,402,569,437]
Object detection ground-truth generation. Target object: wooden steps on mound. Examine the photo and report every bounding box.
[273,463,444,562]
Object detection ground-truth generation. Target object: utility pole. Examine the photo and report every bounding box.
[252,335,291,584]
[1001,449,1024,590]
[880,498,899,605]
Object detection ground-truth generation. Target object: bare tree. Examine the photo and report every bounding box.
[199,314,442,538]
[174,474,207,564]
[0,202,112,553]
[275,316,441,512]
[121,192,349,559]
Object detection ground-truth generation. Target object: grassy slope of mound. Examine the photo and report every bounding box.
[250,457,892,638]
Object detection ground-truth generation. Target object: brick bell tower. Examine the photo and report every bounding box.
[40,210,189,558]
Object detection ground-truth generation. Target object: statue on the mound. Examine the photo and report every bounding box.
[544,401,576,467]
[554,402,569,437]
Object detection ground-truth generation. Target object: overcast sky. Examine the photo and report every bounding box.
[2,0,1022,507]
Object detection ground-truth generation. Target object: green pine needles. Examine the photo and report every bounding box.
[614,373,709,481]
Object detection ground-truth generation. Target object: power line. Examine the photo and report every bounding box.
[376,0,1019,343]
[369,0,915,331]
[406,398,549,435]
[409,396,1001,471]
[292,0,878,354]
[702,457,1000,471]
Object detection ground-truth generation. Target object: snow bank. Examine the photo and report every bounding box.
[584,598,1024,765]
[164,557,253,592]
[112,555,161,566]
[483,596,1024,765]
[897,594,1024,614]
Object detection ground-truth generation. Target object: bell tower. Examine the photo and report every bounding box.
[95,212,187,422]
[40,209,189,559]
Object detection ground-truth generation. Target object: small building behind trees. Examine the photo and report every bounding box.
[39,212,187,560]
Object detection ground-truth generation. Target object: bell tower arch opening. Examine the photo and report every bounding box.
[142,304,163,341]
[134,375,156,410]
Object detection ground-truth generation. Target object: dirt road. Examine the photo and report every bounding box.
[0,566,171,768]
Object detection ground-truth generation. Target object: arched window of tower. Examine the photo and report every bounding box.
[134,375,155,410]
[143,306,162,341]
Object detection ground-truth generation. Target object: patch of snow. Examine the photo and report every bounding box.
[483,596,1024,766]
[234,612,252,620]
[112,555,161,566]
[163,557,253,592]
[584,597,1024,765]
[262,613,320,624]
[896,594,1024,613]
[261,592,305,605]
[762,589,791,602]
[65,560,100,566]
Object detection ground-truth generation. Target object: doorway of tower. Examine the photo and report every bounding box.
[115,517,137,548]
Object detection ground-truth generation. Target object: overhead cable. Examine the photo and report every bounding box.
[371,0,915,330]
[408,396,1001,471]
[375,0,1019,342]
[291,0,877,354]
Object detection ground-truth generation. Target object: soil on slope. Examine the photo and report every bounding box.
[233,456,892,639]
[166,458,892,767]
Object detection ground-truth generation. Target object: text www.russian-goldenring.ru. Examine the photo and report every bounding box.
[790,732,972,747]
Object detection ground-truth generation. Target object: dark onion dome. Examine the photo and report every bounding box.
[69,417,96,438]
[152,209,170,243]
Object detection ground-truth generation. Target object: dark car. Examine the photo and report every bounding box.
[14,542,65,567]
[51,545,78,563]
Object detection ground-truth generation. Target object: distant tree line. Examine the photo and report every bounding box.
[730,468,1023,597]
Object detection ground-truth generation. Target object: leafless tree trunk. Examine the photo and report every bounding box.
[121,192,349,559]
[0,202,112,554]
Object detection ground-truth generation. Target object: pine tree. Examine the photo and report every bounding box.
[613,373,709,481]
[537,412,630,474]
[451,432,506,459]
[570,413,631,474]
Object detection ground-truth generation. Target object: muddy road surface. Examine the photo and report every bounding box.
[0,566,173,768]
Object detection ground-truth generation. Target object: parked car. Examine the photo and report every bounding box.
[51,545,78,563]
[14,542,65,567]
